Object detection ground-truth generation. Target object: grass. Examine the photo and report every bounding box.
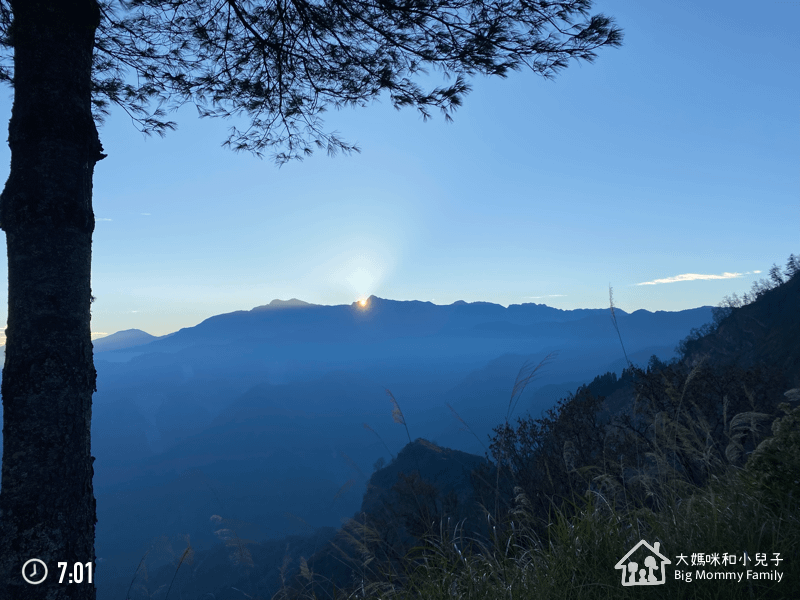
[120,268,800,600]
[266,376,798,600]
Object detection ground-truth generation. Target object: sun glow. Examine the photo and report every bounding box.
[358,298,368,307]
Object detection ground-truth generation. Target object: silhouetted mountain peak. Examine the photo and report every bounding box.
[252,298,319,311]
[92,329,158,353]
[294,438,490,596]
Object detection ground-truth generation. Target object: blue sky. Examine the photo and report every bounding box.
[0,0,797,341]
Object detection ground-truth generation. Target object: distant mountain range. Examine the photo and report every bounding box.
[87,269,800,600]
[0,295,718,590]
[93,328,176,352]
[91,298,315,352]
[88,295,713,362]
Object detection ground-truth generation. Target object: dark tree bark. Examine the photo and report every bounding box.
[0,1,104,599]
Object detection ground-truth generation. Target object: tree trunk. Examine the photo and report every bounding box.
[0,1,104,599]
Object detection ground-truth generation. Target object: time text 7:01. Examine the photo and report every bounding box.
[57,562,93,584]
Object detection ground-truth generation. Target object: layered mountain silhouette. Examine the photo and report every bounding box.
[92,295,711,362]
[93,270,800,600]
[2,295,719,595]
[93,328,176,352]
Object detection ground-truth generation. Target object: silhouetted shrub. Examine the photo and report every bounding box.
[743,399,800,509]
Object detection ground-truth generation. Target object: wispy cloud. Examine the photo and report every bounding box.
[140,213,151,216]
[97,217,113,222]
[636,270,762,286]
[524,294,567,299]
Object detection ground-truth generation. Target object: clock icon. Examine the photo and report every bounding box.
[22,558,48,585]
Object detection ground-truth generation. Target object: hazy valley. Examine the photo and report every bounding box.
[5,295,716,590]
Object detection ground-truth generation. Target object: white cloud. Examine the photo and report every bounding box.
[140,213,151,216]
[97,218,113,222]
[636,270,762,286]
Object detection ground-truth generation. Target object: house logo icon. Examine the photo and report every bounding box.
[615,540,671,586]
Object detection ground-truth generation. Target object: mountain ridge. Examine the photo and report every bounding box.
[91,296,714,361]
